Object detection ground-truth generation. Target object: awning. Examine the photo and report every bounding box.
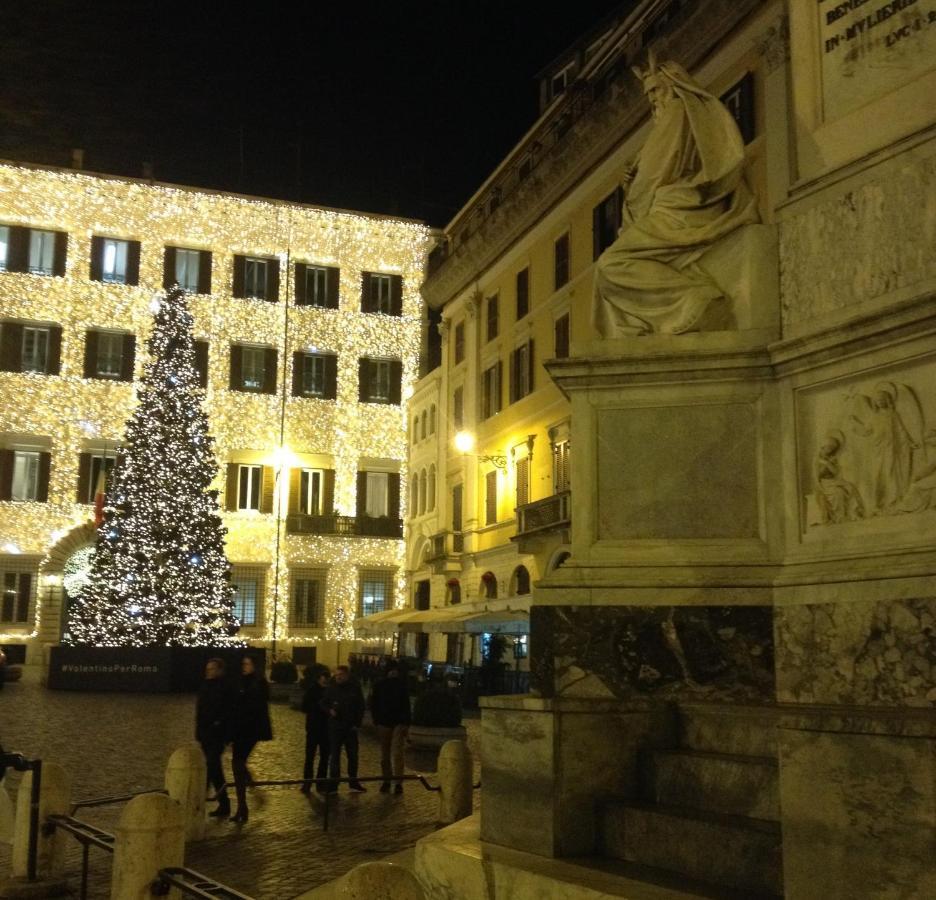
[458,609,529,635]
[353,608,424,634]
[354,606,529,635]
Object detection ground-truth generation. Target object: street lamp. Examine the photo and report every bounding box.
[454,431,507,470]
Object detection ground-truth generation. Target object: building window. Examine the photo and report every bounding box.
[78,453,117,503]
[362,272,402,315]
[554,313,570,359]
[1,322,61,375]
[454,321,465,364]
[485,470,497,525]
[720,72,755,145]
[1,571,32,623]
[486,295,499,341]
[358,357,401,404]
[242,347,266,390]
[231,567,265,627]
[419,469,427,515]
[11,451,40,501]
[102,238,129,283]
[593,188,623,259]
[516,268,529,320]
[0,226,8,271]
[292,351,336,400]
[245,257,269,299]
[231,345,276,394]
[453,386,464,430]
[164,247,210,294]
[555,233,570,290]
[429,405,436,434]
[28,230,56,275]
[296,264,339,308]
[364,471,389,517]
[452,484,463,535]
[481,361,502,420]
[21,327,49,373]
[516,456,530,508]
[427,465,436,511]
[175,249,201,292]
[550,62,575,102]
[233,255,278,301]
[299,468,323,515]
[97,332,125,378]
[421,410,428,441]
[510,340,534,403]
[359,568,394,617]
[302,354,326,397]
[481,571,498,599]
[512,565,531,596]
[237,464,262,511]
[292,571,325,626]
[553,439,570,492]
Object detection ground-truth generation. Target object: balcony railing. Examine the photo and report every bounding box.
[427,530,464,561]
[516,490,571,537]
[286,514,403,538]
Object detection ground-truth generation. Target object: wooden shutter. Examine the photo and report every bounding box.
[260,465,275,513]
[262,348,277,394]
[516,456,529,508]
[0,323,23,372]
[77,452,92,503]
[90,236,105,281]
[327,267,340,309]
[6,227,27,272]
[509,349,518,404]
[36,451,51,502]
[389,359,402,405]
[198,250,212,294]
[53,231,68,277]
[288,467,302,514]
[452,483,462,532]
[120,334,136,381]
[83,330,99,379]
[555,314,569,359]
[390,275,403,316]
[232,255,246,298]
[17,573,32,621]
[267,258,280,302]
[527,339,535,392]
[225,463,238,511]
[356,470,368,517]
[48,326,62,375]
[324,354,338,400]
[495,360,503,414]
[291,351,304,396]
[193,339,209,389]
[323,469,335,515]
[486,470,497,525]
[0,449,14,500]
[517,268,529,319]
[294,263,307,305]
[229,345,243,390]
[163,247,177,290]
[360,273,372,312]
[126,241,141,286]
[388,472,401,520]
[358,358,370,402]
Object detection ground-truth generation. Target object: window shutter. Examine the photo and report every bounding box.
[46,325,62,375]
[486,470,497,525]
[263,348,278,394]
[389,359,402,405]
[53,231,68,277]
[232,255,246,298]
[516,456,529,508]
[193,339,209,389]
[496,360,503,413]
[90,236,105,281]
[390,275,403,316]
[225,463,238,511]
[288,467,301,514]
[77,452,92,503]
[452,484,462,532]
[360,273,372,312]
[126,241,141,286]
[509,350,518,404]
[36,451,51,502]
[324,354,338,400]
[83,331,99,379]
[327,267,340,309]
[163,247,177,290]
[294,263,307,305]
[260,466,275,513]
[229,345,243,390]
[0,449,14,500]
[198,251,212,294]
[268,258,280,302]
[291,352,304,397]
[527,338,535,392]
[358,358,370,402]
[356,470,368,517]
[5,227,27,272]
[120,334,136,381]
[17,573,32,621]
[323,469,335,514]
[388,472,401,520]
[0,323,23,372]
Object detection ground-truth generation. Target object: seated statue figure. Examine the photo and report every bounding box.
[592,55,760,337]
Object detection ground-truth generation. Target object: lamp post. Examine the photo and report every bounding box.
[453,431,506,469]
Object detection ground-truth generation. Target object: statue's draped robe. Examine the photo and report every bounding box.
[592,64,759,336]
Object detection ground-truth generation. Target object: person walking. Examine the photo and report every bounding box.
[300,665,331,794]
[195,657,233,818]
[323,664,366,793]
[228,654,272,823]
[370,660,410,795]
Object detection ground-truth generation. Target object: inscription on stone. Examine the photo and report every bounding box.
[818,0,936,120]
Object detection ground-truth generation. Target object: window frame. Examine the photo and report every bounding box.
[101,238,130,284]
[516,268,530,321]
[358,568,394,617]
[96,331,125,379]
[554,233,570,290]
[21,326,50,374]
[299,468,324,516]
[28,229,56,275]
[292,571,326,627]
[11,450,41,501]
[244,257,269,300]
[237,464,263,511]
[486,294,499,342]
[174,248,202,293]
[240,346,267,391]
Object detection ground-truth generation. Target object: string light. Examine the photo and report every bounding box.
[0,163,429,644]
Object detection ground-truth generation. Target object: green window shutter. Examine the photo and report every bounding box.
[327,267,340,309]
[388,472,401,520]
[268,258,280,302]
[0,449,14,500]
[356,470,368,517]
[232,255,246,298]
[53,231,68,277]
[126,241,141,286]
[198,250,212,294]
[0,323,23,372]
[47,326,62,375]
[324,354,338,400]
[292,351,304,396]
[361,272,372,312]
[263,348,278,394]
[83,330,99,379]
[36,451,51,502]
[90,236,105,281]
[229,345,243,390]
[120,334,136,381]
[294,263,307,305]
[76,452,92,503]
[358,358,370,402]
[163,247,177,290]
[323,469,335,515]
[193,339,209,389]
[527,338,535,392]
[389,359,402,405]
[390,275,403,316]
[288,467,301,514]
[260,466,275,513]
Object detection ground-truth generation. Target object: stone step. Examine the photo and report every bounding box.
[647,749,779,821]
[677,703,778,757]
[602,801,783,897]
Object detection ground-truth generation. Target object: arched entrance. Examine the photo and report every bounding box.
[38,524,96,644]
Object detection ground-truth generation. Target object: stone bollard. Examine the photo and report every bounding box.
[437,740,472,826]
[111,793,184,900]
[165,743,206,842]
[337,861,426,899]
[11,762,70,881]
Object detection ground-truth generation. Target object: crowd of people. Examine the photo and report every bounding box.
[195,655,410,825]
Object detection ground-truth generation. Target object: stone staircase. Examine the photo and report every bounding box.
[601,703,783,898]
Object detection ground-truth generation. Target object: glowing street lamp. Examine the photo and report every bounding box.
[454,431,507,469]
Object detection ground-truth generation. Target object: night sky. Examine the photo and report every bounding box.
[1,1,631,226]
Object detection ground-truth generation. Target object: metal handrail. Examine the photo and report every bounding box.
[71,787,167,813]
[46,814,115,900]
[152,866,254,899]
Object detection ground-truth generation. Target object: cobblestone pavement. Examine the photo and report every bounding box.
[0,672,481,899]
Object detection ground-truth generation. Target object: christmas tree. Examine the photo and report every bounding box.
[66,287,242,647]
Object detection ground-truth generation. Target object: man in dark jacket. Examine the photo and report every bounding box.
[369,660,410,794]
[195,657,233,817]
[300,665,331,794]
[322,665,366,793]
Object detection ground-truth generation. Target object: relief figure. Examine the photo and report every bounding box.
[814,430,865,524]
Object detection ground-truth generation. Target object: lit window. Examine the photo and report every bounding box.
[1,571,32,623]
[241,347,266,390]
[293,575,324,626]
[359,569,393,616]
[175,249,201,293]
[11,451,40,501]
[555,234,570,290]
[454,322,465,364]
[97,332,124,378]
[371,359,391,402]
[365,472,389,517]
[482,362,501,419]
[102,239,129,283]
[300,468,323,515]
[371,274,393,314]
[486,295,499,341]
[231,577,259,626]
[84,455,116,503]
[237,464,262,511]
[305,266,328,306]
[28,230,55,275]
[0,226,8,271]
[302,355,327,397]
[553,440,570,492]
[244,258,268,299]
[21,327,49,373]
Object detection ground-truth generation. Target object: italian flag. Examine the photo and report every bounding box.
[94,468,107,527]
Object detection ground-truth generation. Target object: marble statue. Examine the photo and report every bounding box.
[814,430,865,525]
[591,55,759,336]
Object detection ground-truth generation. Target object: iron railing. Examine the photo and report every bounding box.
[46,815,115,900]
[427,530,463,560]
[516,490,571,536]
[286,514,403,538]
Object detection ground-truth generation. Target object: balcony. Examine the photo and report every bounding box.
[425,530,464,574]
[286,514,403,538]
[514,491,571,551]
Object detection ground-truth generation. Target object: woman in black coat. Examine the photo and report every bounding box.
[228,654,272,823]
[300,665,331,793]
